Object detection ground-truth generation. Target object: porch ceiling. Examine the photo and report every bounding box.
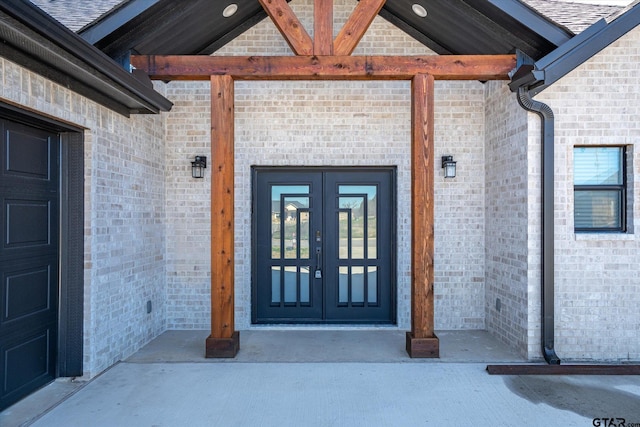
[77,0,573,61]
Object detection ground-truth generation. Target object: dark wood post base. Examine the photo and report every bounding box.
[406,331,439,358]
[205,331,240,358]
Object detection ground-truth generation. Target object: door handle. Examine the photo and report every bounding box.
[315,246,322,279]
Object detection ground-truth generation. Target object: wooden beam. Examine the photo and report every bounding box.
[314,0,333,55]
[334,0,386,56]
[131,54,516,81]
[206,74,239,358]
[258,0,313,55]
[406,73,438,358]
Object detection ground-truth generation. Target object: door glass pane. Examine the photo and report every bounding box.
[339,186,377,260]
[339,266,348,304]
[300,211,310,260]
[368,209,377,260]
[352,266,364,303]
[284,196,309,259]
[271,220,280,259]
[300,266,310,304]
[284,266,297,303]
[271,185,309,260]
[338,211,349,259]
[271,266,281,304]
[368,267,377,304]
[339,196,364,259]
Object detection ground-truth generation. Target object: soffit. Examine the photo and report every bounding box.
[71,0,577,61]
[0,1,172,116]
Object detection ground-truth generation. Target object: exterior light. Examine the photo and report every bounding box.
[412,4,427,18]
[441,155,456,178]
[223,4,238,18]
[191,156,207,178]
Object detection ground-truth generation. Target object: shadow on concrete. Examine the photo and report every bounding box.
[505,375,640,421]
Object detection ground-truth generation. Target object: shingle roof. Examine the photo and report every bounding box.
[522,0,622,32]
[28,0,122,32]
[30,0,622,35]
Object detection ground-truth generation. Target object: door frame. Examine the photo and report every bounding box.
[1,103,84,379]
[251,166,397,325]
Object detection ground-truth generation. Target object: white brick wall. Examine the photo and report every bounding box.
[163,81,212,329]
[484,80,532,357]
[535,27,640,361]
[0,58,167,377]
[434,81,487,330]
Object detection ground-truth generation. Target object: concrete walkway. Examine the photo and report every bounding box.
[2,330,640,426]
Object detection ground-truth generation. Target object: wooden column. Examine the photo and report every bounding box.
[206,74,239,357]
[406,73,439,358]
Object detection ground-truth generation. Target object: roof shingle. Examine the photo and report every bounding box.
[30,0,622,34]
[522,0,622,32]
[29,0,123,32]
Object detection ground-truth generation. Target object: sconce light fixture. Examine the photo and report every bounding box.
[441,155,456,178]
[191,156,207,178]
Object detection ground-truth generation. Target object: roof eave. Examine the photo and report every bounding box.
[0,1,172,116]
[481,0,574,46]
[510,2,640,94]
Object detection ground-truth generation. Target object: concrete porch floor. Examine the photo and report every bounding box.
[3,329,640,427]
[126,329,525,363]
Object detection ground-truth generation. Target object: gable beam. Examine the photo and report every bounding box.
[131,54,516,81]
[334,0,386,56]
[314,0,333,55]
[258,0,314,56]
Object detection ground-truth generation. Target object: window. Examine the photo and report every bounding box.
[574,146,626,232]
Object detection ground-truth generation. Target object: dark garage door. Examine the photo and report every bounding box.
[0,118,59,410]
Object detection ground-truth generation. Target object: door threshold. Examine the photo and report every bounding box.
[248,324,401,331]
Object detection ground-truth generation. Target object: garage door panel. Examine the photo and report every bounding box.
[0,327,55,406]
[2,260,55,324]
[5,199,52,249]
[3,125,52,181]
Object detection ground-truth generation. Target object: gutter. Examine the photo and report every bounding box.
[0,2,172,116]
[515,85,561,365]
[509,52,561,364]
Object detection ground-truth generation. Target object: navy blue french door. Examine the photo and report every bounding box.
[253,168,395,324]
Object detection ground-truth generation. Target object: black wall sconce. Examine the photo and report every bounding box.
[191,156,207,178]
[441,155,456,178]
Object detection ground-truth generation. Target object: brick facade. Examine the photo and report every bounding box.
[2,0,639,379]
[535,27,640,361]
[0,58,168,376]
[484,80,532,356]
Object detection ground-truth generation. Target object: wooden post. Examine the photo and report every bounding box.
[406,73,439,358]
[206,74,239,357]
